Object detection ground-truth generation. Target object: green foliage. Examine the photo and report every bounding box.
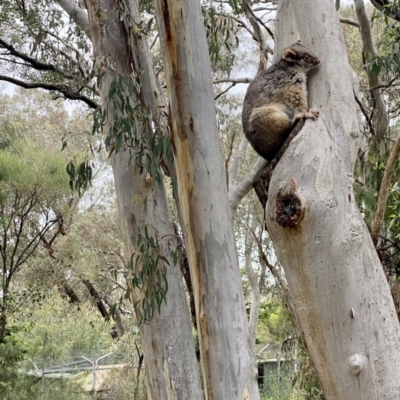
[0,334,27,396]
[65,160,93,194]
[202,5,239,75]
[369,3,400,77]
[0,0,92,95]
[96,76,173,184]
[15,289,114,364]
[0,128,77,341]
[0,329,87,400]
[0,122,16,151]
[2,375,87,400]
[373,0,400,27]
[260,374,303,400]
[128,225,170,325]
[139,0,155,15]
[292,348,325,400]
[0,140,70,201]
[258,299,295,344]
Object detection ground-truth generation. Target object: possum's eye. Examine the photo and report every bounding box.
[304,55,310,60]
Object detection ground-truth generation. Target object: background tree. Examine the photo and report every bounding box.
[0,126,75,342]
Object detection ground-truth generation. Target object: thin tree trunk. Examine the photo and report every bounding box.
[353,0,388,138]
[370,131,400,244]
[153,0,260,398]
[265,1,400,399]
[244,228,260,347]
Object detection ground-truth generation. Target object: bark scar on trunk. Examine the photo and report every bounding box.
[275,179,306,228]
[161,0,172,40]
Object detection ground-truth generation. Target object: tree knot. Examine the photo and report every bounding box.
[348,353,367,377]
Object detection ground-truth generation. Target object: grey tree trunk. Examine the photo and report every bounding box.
[153,0,260,399]
[112,150,203,400]
[84,1,203,398]
[266,1,400,399]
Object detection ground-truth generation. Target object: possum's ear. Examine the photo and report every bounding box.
[282,48,298,62]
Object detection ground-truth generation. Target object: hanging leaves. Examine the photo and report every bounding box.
[126,225,171,325]
[66,160,93,194]
[202,5,239,75]
[98,75,173,183]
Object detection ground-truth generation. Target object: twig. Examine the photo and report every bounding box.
[215,82,236,100]
[245,3,274,39]
[353,91,375,136]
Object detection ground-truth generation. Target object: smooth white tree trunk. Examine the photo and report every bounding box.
[153,0,260,399]
[266,1,400,399]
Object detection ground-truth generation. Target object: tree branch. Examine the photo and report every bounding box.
[340,17,360,28]
[0,75,99,109]
[0,39,53,71]
[55,0,90,35]
[82,278,119,338]
[0,38,98,95]
[215,82,236,100]
[245,1,274,40]
[103,295,126,336]
[243,228,260,347]
[354,91,375,135]
[247,224,289,298]
[98,273,127,291]
[244,0,271,73]
[237,18,257,40]
[214,78,253,84]
[60,278,81,303]
[229,157,268,216]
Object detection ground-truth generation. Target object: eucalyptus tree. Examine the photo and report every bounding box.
[258,1,400,398]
